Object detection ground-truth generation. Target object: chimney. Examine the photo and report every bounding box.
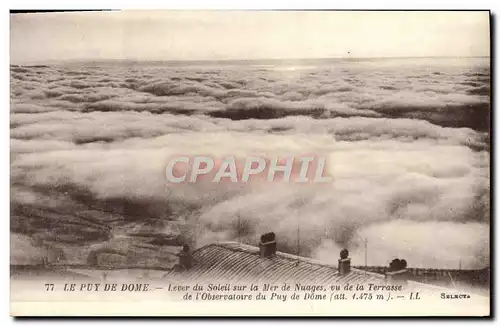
[179,244,193,270]
[259,232,277,258]
[385,258,408,285]
[338,249,351,275]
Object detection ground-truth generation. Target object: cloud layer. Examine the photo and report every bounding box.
[10,58,490,269]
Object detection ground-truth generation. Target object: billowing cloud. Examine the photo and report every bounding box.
[10,58,490,270]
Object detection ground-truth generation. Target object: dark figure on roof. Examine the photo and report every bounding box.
[178,244,193,270]
[389,258,407,272]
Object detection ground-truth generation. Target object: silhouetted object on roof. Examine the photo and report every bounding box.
[389,258,408,272]
[259,232,277,258]
[338,249,351,275]
[386,258,409,285]
[178,244,193,270]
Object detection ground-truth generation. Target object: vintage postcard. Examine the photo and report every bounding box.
[9,10,491,317]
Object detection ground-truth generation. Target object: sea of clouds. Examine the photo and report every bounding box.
[10,57,490,269]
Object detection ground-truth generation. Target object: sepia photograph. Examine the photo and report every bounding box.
[9,10,491,317]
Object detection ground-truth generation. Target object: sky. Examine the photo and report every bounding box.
[10,10,491,64]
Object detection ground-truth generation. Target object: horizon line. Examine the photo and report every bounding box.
[11,55,491,66]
